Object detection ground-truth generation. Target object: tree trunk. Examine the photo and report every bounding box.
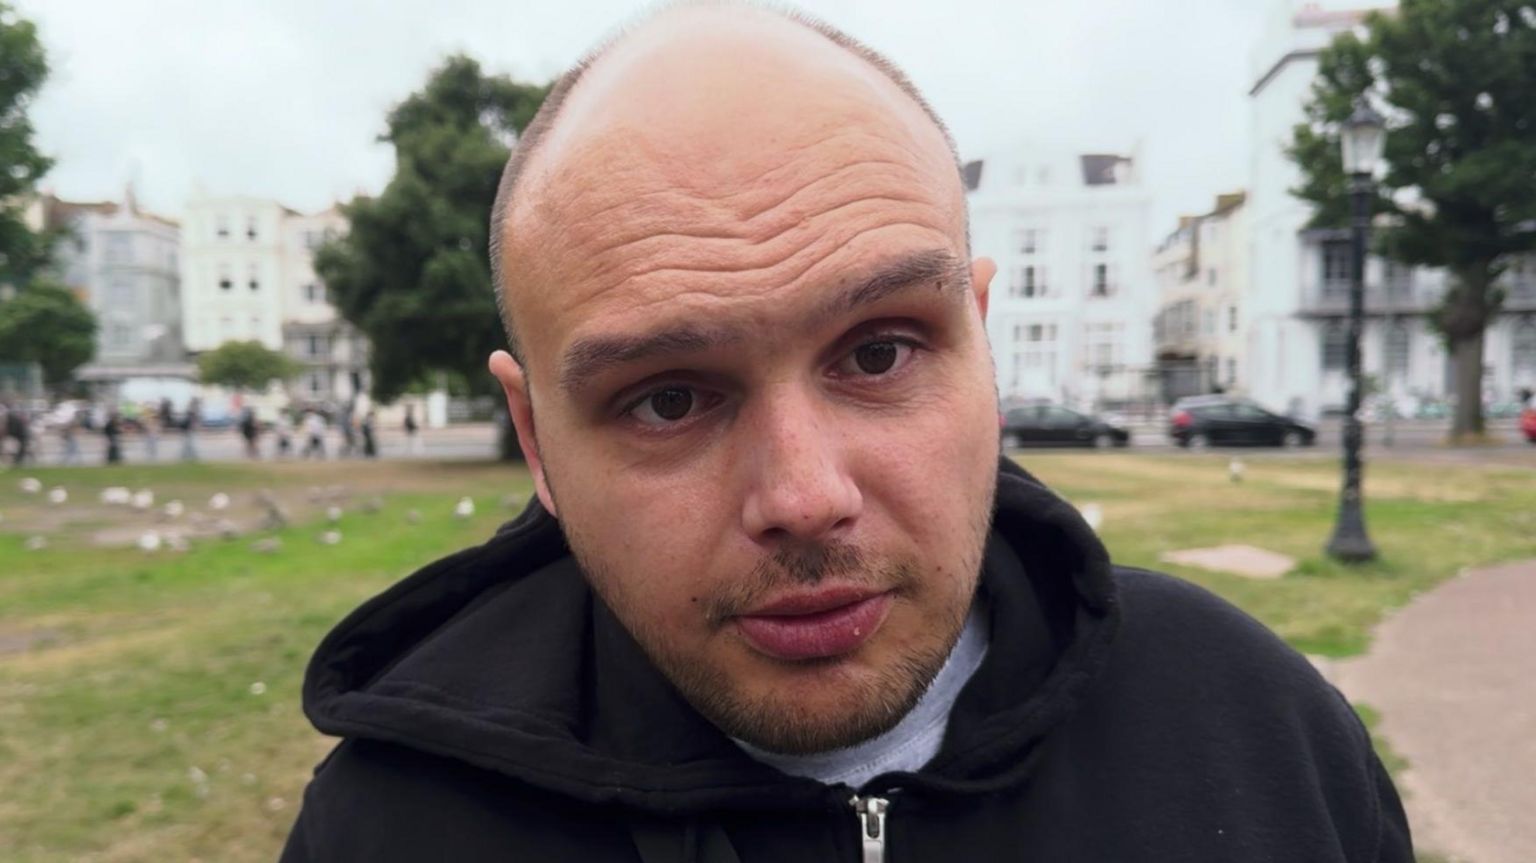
[1436,264,1497,442]
[1451,329,1485,438]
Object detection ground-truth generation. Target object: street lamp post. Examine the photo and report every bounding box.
[1326,101,1384,563]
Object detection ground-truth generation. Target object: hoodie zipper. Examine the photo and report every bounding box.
[850,794,890,862]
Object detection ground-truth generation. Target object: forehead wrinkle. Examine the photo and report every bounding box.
[567,211,947,326]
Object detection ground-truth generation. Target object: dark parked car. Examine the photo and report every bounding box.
[1169,396,1315,449]
[1001,405,1130,449]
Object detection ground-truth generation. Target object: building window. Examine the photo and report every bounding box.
[1322,241,1351,295]
[1207,268,1218,287]
[1513,317,1536,371]
[1228,305,1238,333]
[247,217,259,241]
[105,233,130,263]
[110,323,133,348]
[1017,229,1042,255]
[108,279,134,307]
[308,371,324,395]
[305,282,325,303]
[1386,321,1411,376]
[1013,266,1046,298]
[1508,256,1536,300]
[1225,357,1237,385]
[1090,226,1110,253]
[250,316,262,337]
[218,274,232,291]
[1383,259,1414,298]
[1322,323,1348,370]
[1091,263,1111,297]
[248,263,260,292]
[307,334,329,358]
[216,216,230,239]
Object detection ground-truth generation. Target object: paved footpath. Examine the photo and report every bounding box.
[1336,560,1536,863]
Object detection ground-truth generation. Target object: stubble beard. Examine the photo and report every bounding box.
[555,473,998,757]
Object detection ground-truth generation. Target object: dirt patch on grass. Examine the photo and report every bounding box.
[0,626,61,655]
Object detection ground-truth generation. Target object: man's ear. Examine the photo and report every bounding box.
[488,350,559,517]
[970,257,995,320]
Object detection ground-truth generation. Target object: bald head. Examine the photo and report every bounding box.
[488,2,966,368]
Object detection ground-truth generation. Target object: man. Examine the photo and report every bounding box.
[181,396,201,461]
[301,408,328,460]
[283,5,1412,861]
[2,400,31,466]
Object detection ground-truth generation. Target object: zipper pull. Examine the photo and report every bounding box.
[850,794,889,863]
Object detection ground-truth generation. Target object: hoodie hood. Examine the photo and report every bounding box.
[302,456,1119,814]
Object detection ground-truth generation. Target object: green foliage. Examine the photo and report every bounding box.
[0,1,56,287]
[0,280,96,389]
[314,55,547,403]
[1289,0,1536,435]
[195,340,300,392]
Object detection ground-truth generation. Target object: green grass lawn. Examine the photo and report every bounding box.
[2,453,1530,861]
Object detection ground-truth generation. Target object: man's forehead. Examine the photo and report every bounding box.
[501,5,966,377]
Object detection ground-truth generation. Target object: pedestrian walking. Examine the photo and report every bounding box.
[59,408,82,465]
[180,397,201,461]
[239,407,261,459]
[103,409,123,465]
[275,409,294,458]
[339,400,358,458]
[3,401,33,467]
[360,409,378,458]
[302,409,328,459]
[141,401,159,461]
[403,404,422,456]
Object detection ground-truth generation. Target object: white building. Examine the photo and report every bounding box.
[1153,193,1251,401]
[1246,0,1536,415]
[39,187,187,377]
[180,194,368,406]
[965,150,1157,410]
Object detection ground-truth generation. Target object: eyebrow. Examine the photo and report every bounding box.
[557,248,968,394]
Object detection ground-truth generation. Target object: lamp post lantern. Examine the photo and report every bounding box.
[1326,101,1384,563]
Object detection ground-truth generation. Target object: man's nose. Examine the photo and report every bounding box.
[739,389,862,546]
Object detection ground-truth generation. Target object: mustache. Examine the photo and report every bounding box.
[703,542,915,625]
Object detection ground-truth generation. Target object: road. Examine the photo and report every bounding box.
[8,418,1533,467]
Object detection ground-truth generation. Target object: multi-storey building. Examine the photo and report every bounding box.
[966,150,1156,409]
[1246,0,1536,415]
[180,194,368,406]
[1153,193,1249,401]
[38,188,184,372]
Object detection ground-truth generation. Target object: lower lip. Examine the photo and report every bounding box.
[734,594,892,661]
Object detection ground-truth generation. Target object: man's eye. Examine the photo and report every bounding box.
[837,339,914,377]
[628,386,698,426]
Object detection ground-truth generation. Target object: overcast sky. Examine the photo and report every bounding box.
[20,0,1276,235]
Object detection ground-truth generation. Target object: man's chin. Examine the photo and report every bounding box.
[674,644,948,756]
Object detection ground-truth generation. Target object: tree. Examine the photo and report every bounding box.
[1290,0,1536,439]
[196,340,301,392]
[0,281,95,392]
[314,55,547,458]
[0,2,56,288]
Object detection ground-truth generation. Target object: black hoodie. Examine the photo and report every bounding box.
[283,458,1412,862]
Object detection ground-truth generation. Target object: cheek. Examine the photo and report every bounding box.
[545,432,737,625]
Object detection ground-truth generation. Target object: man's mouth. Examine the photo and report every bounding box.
[732,587,893,661]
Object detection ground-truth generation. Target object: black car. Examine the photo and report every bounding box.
[1001,404,1131,449]
[1169,396,1315,449]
